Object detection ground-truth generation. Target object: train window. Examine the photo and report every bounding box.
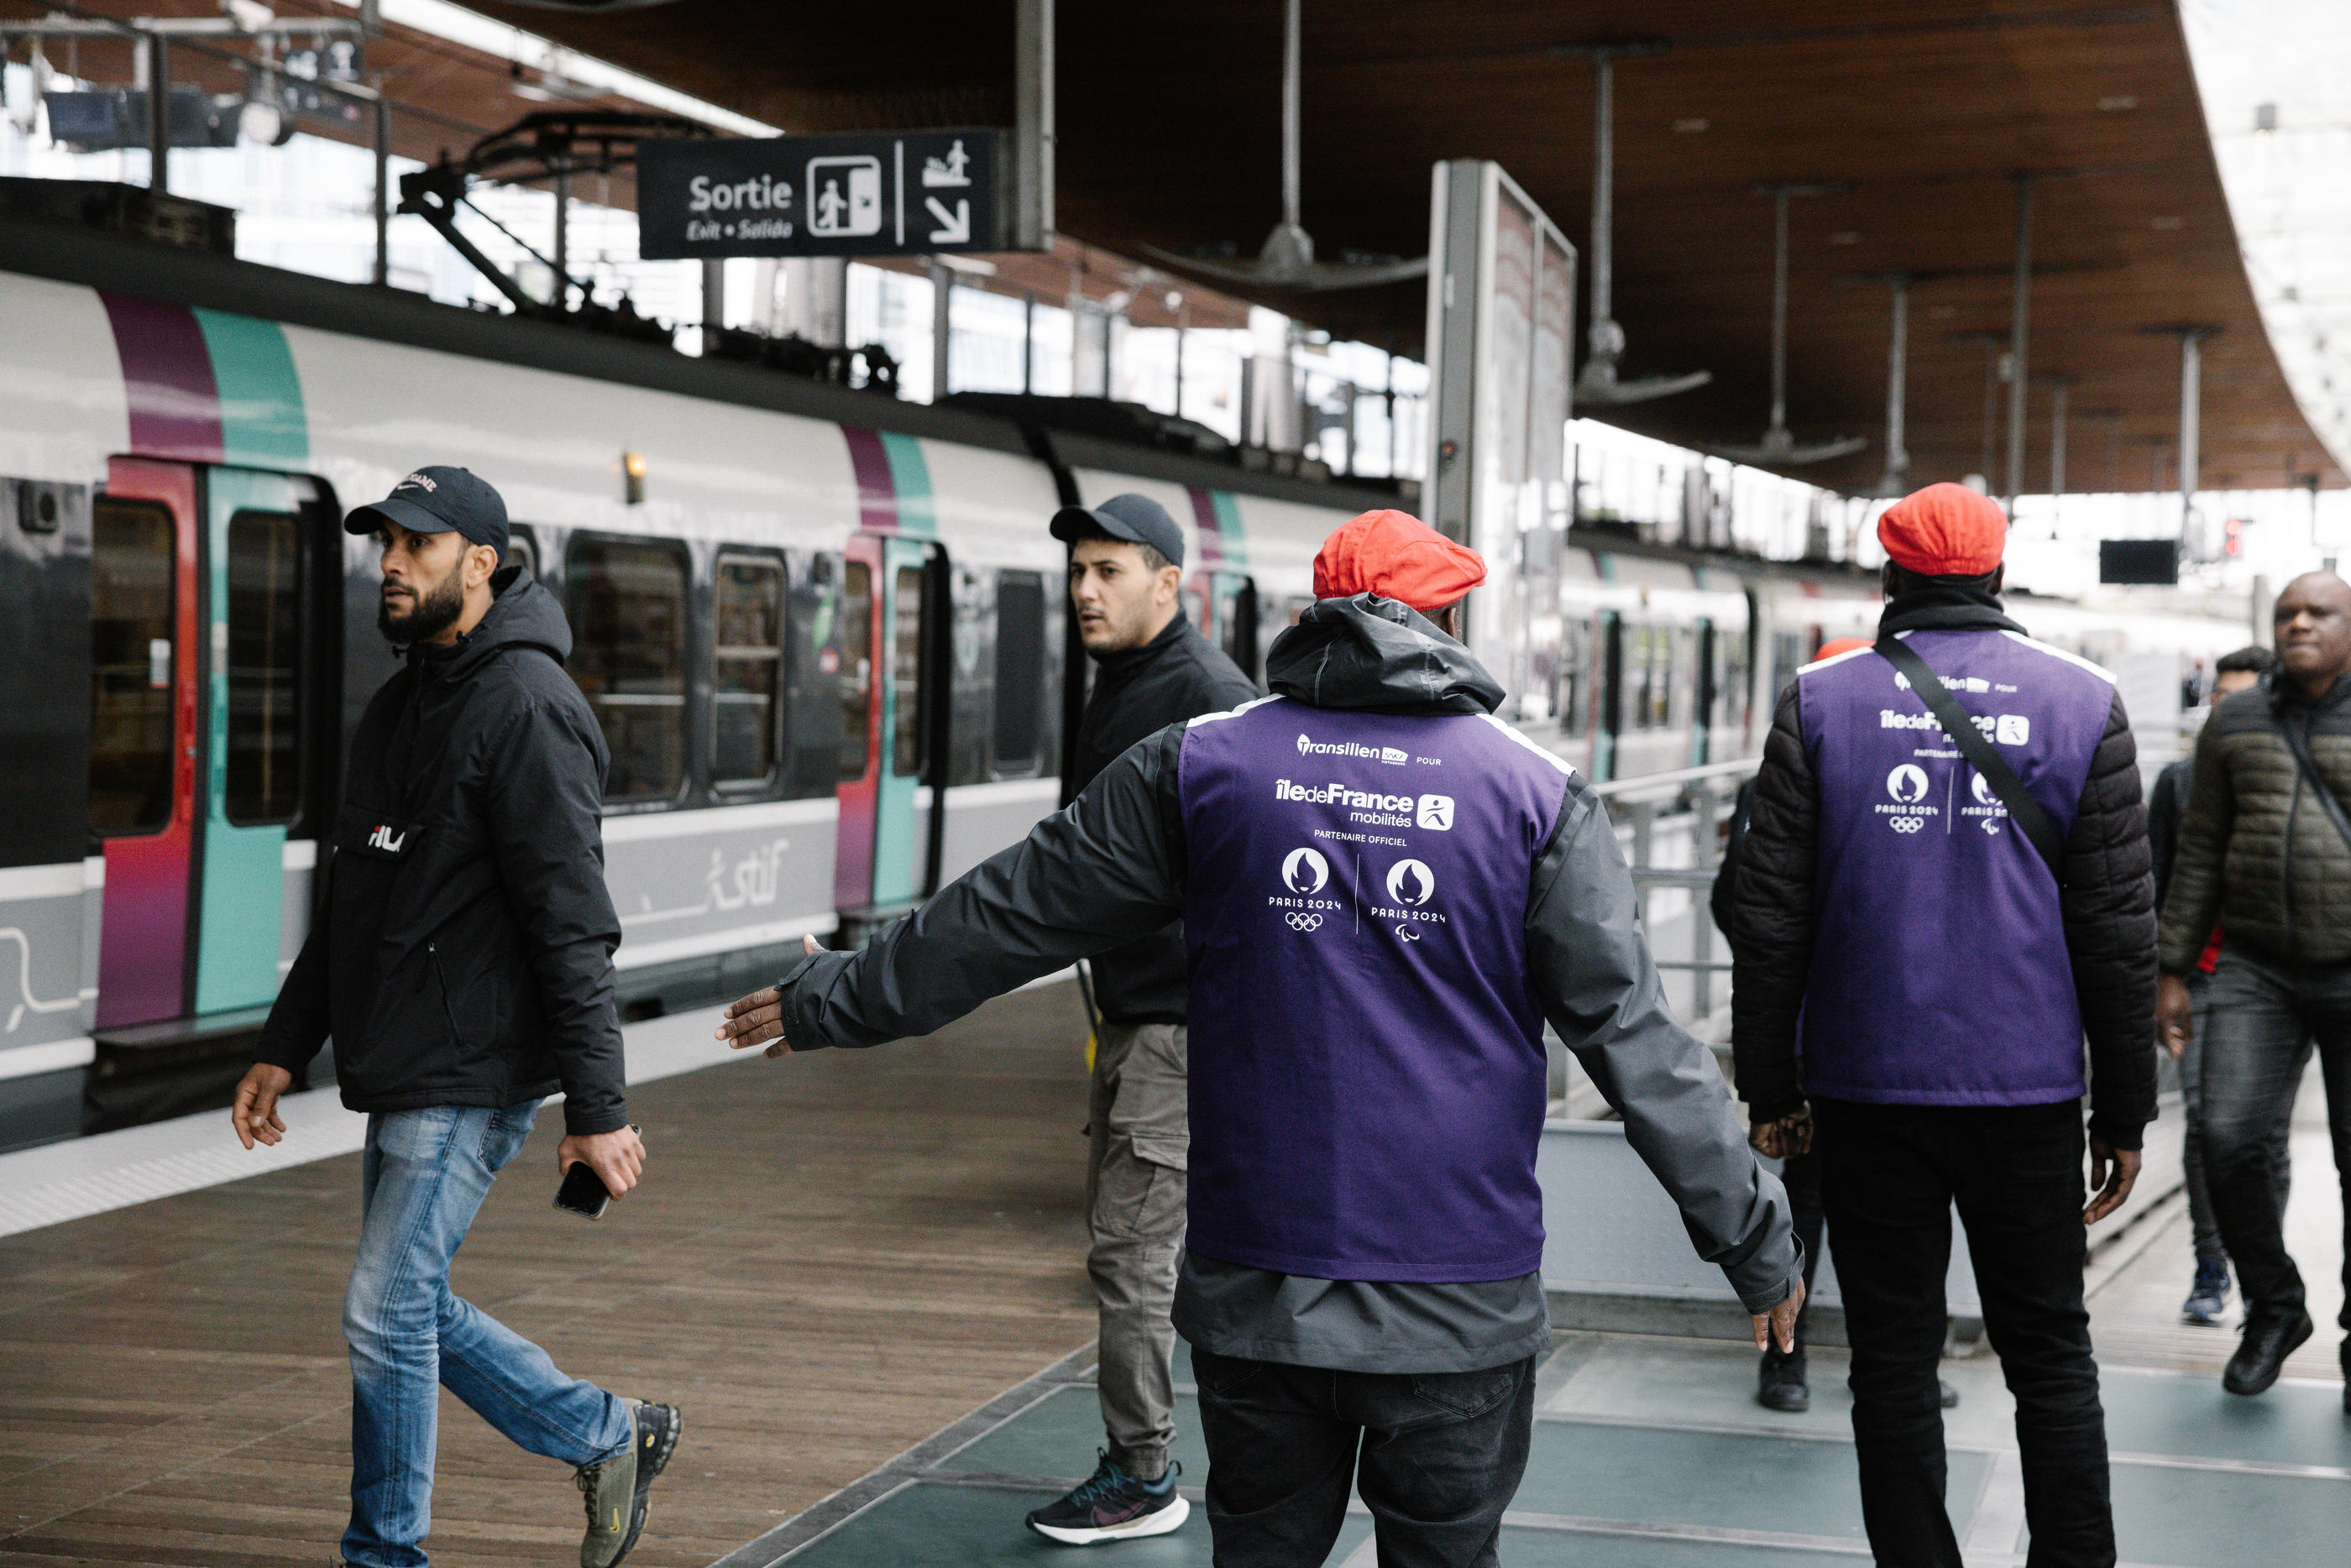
[224,510,302,825]
[892,564,926,778]
[89,498,176,835]
[838,561,872,781]
[713,553,785,789]
[566,538,688,802]
[993,571,1045,771]
[502,531,537,576]
[1218,578,1260,679]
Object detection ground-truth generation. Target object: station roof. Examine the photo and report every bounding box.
[20,1,2338,494]
[458,0,2342,495]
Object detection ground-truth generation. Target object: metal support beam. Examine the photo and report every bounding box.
[1280,0,1301,233]
[1013,0,1054,248]
[701,259,724,346]
[931,259,953,401]
[2005,174,2033,505]
[2179,331,2202,540]
[371,95,390,286]
[2045,374,2072,500]
[1881,274,1910,495]
[144,32,169,194]
[552,170,570,311]
[1022,292,1036,395]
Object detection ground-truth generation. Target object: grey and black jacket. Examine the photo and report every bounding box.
[777,595,1799,1311]
[2160,672,2351,972]
[256,567,629,1136]
[1066,614,1258,1023]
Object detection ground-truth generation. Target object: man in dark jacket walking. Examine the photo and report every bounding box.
[228,468,678,1568]
[1731,483,2155,1568]
[2146,645,2289,1327]
[718,510,1801,1568]
[1026,493,1256,1540]
[2158,572,2351,1403]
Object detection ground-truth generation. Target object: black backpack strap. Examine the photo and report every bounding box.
[1873,635,2066,882]
[2276,708,2351,855]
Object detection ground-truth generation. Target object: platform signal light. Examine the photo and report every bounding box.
[2224,516,2247,556]
[622,451,647,505]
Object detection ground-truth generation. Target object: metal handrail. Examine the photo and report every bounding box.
[1590,755,1760,801]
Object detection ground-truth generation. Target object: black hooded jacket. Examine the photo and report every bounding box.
[1066,612,1258,1023]
[256,567,630,1136]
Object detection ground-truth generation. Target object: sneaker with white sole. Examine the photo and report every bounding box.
[1024,1452,1188,1544]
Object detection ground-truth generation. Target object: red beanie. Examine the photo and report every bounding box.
[1313,510,1487,612]
[1877,483,2008,577]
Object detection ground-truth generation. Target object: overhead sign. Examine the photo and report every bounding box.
[637,130,1009,259]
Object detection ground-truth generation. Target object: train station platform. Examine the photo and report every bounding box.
[3,985,2347,1568]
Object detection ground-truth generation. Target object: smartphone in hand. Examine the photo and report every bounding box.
[554,1158,612,1220]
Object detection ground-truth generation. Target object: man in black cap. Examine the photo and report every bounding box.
[1021,493,1258,1544]
[228,467,680,1568]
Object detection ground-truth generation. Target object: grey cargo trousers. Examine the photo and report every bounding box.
[1087,1021,1188,1480]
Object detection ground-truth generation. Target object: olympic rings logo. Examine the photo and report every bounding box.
[1285,912,1323,932]
[1890,817,1924,834]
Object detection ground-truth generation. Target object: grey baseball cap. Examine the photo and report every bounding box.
[1050,493,1186,569]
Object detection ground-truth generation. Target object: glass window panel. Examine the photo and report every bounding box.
[992,571,1044,769]
[89,498,176,835]
[565,539,687,802]
[838,561,872,781]
[714,554,784,787]
[502,532,537,575]
[225,510,302,825]
[892,564,926,778]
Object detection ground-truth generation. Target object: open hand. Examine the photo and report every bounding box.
[231,1063,294,1149]
[1752,1278,1804,1354]
[2084,1137,2139,1225]
[715,934,824,1057]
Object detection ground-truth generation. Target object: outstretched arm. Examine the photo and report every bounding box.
[717,726,1189,1053]
[1525,779,1804,1320]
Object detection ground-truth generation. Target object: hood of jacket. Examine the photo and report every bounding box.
[1265,593,1505,714]
[409,565,572,682]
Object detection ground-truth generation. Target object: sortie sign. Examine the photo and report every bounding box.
[636,129,1008,259]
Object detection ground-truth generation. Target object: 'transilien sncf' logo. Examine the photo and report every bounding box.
[1296,733,1388,760]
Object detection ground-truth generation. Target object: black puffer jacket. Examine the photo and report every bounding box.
[1728,589,2157,1148]
[2159,673,2351,971]
[1066,614,1258,1022]
[256,567,628,1135]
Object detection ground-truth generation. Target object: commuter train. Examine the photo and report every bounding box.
[0,219,2248,1147]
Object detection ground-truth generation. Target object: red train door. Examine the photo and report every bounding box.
[831,537,882,911]
[89,459,199,1028]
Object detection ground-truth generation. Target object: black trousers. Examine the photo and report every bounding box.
[1190,1346,1536,1568]
[1814,1098,2113,1568]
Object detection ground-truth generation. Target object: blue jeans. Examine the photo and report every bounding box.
[343,1101,631,1568]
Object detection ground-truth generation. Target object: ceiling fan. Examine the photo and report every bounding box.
[1710,182,1867,467]
[1144,0,1426,292]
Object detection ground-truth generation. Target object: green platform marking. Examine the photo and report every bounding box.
[784,1480,1371,1566]
[938,1385,1213,1481]
[2113,1457,2351,1565]
[2101,1367,2351,1470]
[192,309,307,468]
[1511,1421,1985,1542]
[1492,1530,1867,1568]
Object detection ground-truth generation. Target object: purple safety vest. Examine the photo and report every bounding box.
[1176,695,1573,1283]
[1795,630,2114,1107]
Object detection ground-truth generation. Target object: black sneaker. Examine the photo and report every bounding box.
[1024,1451,1188,1544]
[2226,1308,2314,1396]
[1757,1355,1809,1413]
[578,1399,683,1568]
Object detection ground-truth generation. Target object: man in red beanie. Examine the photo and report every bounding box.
[1731,482,2156,1566]
[717,507,1801,1566]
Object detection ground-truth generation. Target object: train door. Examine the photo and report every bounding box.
[92,459,314,1028]
[1196,571,1259,682]
[1594,609,1623,783]
[832,534,932,914]
[1693,619,1716,766]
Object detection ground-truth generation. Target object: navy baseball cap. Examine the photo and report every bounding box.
[1050,493,1186,569]
[346,466,509,557]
